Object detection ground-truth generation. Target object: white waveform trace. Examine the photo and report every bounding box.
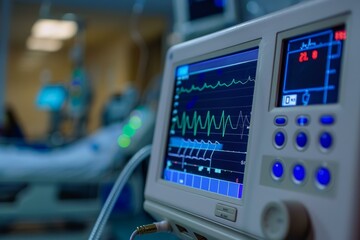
[234,110,251,139]
[300,38,317,50]
[169,138,223,172]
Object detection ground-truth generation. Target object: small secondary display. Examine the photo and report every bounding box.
[162,47,259,199]
[36,85,67,111]
[278,25,346,107]
[188,0,225,21]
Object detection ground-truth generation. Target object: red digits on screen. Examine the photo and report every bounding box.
[299,51,309,62]
[312,50,318,60]
[335,30,346,41]
[299,50,319,63]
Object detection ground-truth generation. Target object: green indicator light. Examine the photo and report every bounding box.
[118,134,131,148]
[123,124,136,137]
[129,116,142,129]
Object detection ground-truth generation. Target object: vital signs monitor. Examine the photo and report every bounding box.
[145,0,360,239]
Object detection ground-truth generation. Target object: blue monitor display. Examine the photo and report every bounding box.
[188,0,225,21]
[278,25,346,107]
[162,48,259,199]
[36,85,67,111]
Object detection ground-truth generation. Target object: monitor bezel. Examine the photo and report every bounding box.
[269,15,348,110]
[173,0,238,39]
[152,39,261,207]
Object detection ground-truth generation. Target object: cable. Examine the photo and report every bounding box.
[88,145,152,240]
[129,220,172,240]
[130,229,138,240]
[130,0,149,95]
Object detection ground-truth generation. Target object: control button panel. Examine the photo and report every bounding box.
[267,113,337,195]
[272,114,336,153]
[260,156,336,196]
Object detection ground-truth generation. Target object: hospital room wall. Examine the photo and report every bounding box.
[6,46,72,140]
[5,40,128,139]
[67,16,165,134]
[86,27,165,133]
[5,17,166,140]
[85,36,136,133]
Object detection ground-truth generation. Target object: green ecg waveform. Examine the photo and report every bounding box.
[171,110,250,137]
[177,76,254,95]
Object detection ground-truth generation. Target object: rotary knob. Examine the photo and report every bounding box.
[261,201,311,240]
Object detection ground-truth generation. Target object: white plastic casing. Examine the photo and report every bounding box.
[145,0,360,239]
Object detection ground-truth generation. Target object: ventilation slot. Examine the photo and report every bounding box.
[194,232,208,240]
[175,224,188,233]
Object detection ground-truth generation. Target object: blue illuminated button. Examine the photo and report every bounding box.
[316,167,331,188]
[297,116,309,126]
[320,132,333,149]
[271,161,284,180]
[274,116,287,126]
[296,132,308,149]
[320,115,335,125]
[274,131,285,148]
[293,164,306,184]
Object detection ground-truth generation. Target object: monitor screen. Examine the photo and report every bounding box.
[162,47,259,199]
[36,85,67,111]
[188,0,225,21]
[277,25,346,107]
[172,0,237,41]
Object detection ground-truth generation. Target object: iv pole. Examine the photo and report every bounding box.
[0,0,11,126]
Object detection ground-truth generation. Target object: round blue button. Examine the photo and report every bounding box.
[275,116,287,126]
[320,132,332,149]
[296,132,308,149]
[316,167,331,188]
[272,161,284,180]
[320,115,335,125]
[297,116,309,126]
[293,164,306,183]
[274,131,285,148]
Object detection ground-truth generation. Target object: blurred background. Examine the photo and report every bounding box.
[0,0,304,239]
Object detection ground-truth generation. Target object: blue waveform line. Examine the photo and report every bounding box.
[170,137,223,150]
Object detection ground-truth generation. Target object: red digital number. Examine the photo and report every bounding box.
[312,50,318,60]
[299,51,309,63]
[335,30,347,41]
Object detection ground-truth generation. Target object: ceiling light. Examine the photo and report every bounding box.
[26,37,63,52]
[32,19,78,40]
